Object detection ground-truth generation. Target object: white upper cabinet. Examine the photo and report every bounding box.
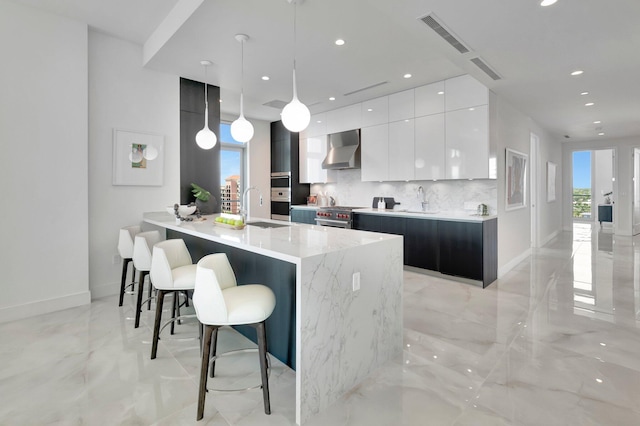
[414,114,445,180]
[326,104,362,134]
[299,135,334,183]
[445,105,489,179]
[388,89,414,122]
[388,119,415,181]
[444,75,489,112]
[415,81,445,117]
[361,96,389,127]
[303,113,327,138]
[361,124,389,182]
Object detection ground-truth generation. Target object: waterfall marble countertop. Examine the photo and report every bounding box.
[143,211,403,425]
[353,208,497,222]
[143,211,401,264]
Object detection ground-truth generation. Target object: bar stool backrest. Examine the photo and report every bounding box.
[193,253,238,324]
[150,239,194,290]
[132,230,162,272]
[117,225,141,259]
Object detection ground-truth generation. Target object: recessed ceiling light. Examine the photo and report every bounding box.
[261,76,270,81]
[585,102,594,106]
[540,0,558,6]
[593,120,601,124]
[329,97,335,101]
[367,108,373,112]
[598,132,605,136]
[219,99,222,103]
[437,91,444,95]
[335,39,345,46]
[571,70,584,76]
[581,91,589,95]
[403,73,412,79]
[316,120,322,123]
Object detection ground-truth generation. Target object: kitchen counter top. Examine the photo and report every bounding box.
[290,204,321,210]
[144,211,399,264]
[354,208,497,222]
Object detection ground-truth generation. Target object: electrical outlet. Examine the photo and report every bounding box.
[352,272,360,292]
[112,254,121,265]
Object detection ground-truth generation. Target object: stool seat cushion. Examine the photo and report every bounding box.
[221,284,276,326]
[172,264,197,290]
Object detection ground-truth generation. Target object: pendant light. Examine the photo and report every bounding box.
[195,60,217,150]
[230,34,255,143]
[281,0,310,133]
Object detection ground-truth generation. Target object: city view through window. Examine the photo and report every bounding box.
[573,151,591,218]
[219,123,244,214]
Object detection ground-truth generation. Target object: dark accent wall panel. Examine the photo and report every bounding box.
[180,78,221,209]
[482,218,498,287]
[270,120,310,205]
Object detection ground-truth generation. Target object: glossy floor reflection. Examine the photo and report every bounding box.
[2,223,640,425]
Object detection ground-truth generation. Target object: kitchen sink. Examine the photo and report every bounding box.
[245,221,291,229]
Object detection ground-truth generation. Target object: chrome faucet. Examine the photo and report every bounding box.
[416,186,424,200]
[240,186,263,221]
[416,186,429,211]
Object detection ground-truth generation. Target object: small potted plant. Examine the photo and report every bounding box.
[191,183,217,215]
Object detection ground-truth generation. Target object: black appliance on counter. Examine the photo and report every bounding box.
[315,206,364,229]
[271,121,310,221]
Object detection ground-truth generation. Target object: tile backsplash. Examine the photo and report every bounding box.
[310,169,497,214]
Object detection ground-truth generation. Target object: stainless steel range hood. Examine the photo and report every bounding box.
[322,129,361,170]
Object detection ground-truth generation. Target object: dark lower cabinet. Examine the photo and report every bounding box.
[353,213,497,287]
[405,218,439,271]
[438,219,497,287]
[290,207,317,225]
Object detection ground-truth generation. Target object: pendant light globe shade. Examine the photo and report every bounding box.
[282,97,310,132]
[196,104,217,150]
[143,144,158,161]
[231,115,254,142]
[196,126,217,149]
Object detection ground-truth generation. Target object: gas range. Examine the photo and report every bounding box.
[315,206,364,229]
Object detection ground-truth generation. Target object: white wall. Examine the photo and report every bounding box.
[495,97,562,274]
[88,31,180,299]
[562,137,640,235]
[0,1,90,322]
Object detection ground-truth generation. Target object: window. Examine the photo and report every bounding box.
[219,123,246,213]
[572,151,591,219]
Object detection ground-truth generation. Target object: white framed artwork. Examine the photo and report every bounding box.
[505,148,528,211]
[547,161,557,202]
[112,129,164,186]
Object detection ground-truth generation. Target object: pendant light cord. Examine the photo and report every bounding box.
[203,65,209,109]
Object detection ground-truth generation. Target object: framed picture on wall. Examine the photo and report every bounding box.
[547,161,557,202]
[112,129,164,186]
[505,148,528,211]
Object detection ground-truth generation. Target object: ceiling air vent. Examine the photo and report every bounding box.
[470,57,502,81]
[263,99,288,109]
[343,81,388,97]
[419,14,470,54]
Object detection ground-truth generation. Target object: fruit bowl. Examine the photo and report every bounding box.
[213,214,245,230]
[166,205,197,216]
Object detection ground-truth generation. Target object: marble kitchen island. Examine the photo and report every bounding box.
[143,212,403,424]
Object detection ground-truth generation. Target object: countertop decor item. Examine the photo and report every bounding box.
[191,183,217,214]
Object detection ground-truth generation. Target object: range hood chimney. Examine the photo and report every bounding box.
[322,129,361,170]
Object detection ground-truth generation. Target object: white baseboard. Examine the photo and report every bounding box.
[498,248,532,278]
[90,281,120,300]
[0,291,91,324]
[540,229,560,246]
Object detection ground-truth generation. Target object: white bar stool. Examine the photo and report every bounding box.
[117,225,140,307]
[193,253,276,421]
[132,230,162,328]
[150,239,197,359]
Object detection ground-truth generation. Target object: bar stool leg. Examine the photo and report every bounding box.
[150,290,166,359]
[147,279,153,310]
[135,270,148,328]
[170,291,178,335]
[197,325,214,421]
[208,327,218,378]
[256,321,271,415]
[119,258,132,307]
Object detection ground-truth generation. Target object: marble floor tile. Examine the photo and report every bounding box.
[2,223,640,425]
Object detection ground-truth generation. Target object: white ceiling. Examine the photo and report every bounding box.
[18,0,640,142]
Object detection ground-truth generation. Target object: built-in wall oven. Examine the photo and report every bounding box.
[270,172,291,221]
